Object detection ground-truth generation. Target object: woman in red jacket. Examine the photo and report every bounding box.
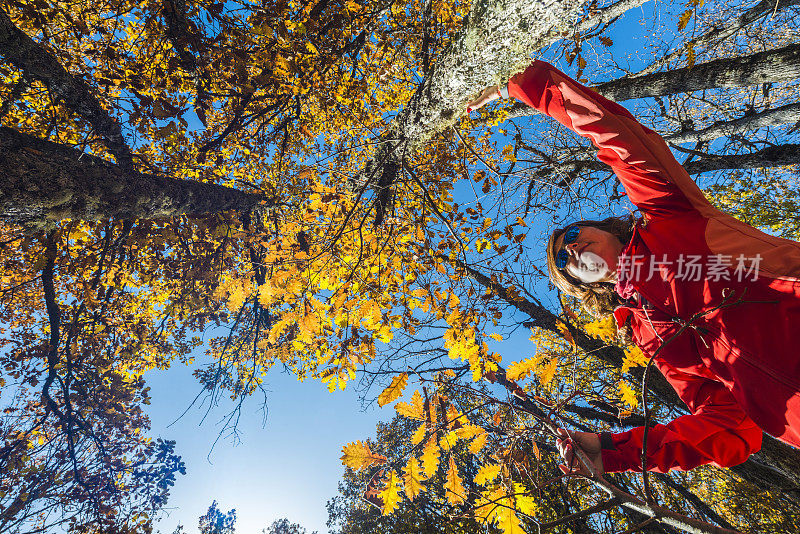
[467,60,800,475]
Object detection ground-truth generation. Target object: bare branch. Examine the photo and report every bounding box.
[635,0,800,77]
[666,103,800,145]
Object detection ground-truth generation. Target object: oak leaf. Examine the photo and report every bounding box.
[377,373,408,407]
[474,464,501,485]
[421,437,440,478]
[619,381,639,408]
[395,390,425,420]
[340,441,387,470]
[379,470,402,515]
[444,455,466,504]
[402,457,425,500]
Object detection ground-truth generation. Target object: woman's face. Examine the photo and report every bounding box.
[553,225,624,283]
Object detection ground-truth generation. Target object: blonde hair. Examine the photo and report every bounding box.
[546,216,637,318]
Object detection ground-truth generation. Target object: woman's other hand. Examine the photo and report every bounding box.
[466,85,502,113]
[556,428,604,476]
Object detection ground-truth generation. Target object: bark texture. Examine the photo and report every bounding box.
[0,8,134,168]
[683,144,800,174]
[665,103,800,145]
[505,43,800,121]
[596,43,800,102]
[354,0,590,221]
[0,127,268,229]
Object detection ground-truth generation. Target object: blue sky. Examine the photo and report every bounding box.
[146,360,384,533]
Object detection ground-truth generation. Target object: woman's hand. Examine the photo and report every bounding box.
[466,85,502,113]
[556,428,604,476]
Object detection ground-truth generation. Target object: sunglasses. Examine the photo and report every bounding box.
[555,225,580,270]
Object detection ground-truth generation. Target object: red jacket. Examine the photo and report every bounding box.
[508,61,800,472]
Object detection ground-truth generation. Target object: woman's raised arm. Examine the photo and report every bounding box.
[469,61,713,219]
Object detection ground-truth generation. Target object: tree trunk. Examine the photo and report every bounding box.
[665,103,800,145]
[682,144,800,174]
[0,127,268,229]
[351,0,590,220]
[0,8,133,168]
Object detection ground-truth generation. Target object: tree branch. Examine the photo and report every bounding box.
[682,143,800,174]
[635,0,800,77]
[665,103,800,145]
[0,127,271,228]
[506,43,800,120]
[0,7,134,168]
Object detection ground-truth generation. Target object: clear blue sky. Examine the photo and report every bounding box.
[146,359,384,533]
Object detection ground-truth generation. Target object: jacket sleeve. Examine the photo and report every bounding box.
[600,361,762,473]
[506,61,713,218]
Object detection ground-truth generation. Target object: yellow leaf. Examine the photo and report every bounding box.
[396,390,425,420]
[513,482,538,516]
[421,437,440,478]
[619,381,639,408]
[506,357,539,381]
[583,316,616,343]
[340,441,387,470]
[474,464,501,485]
[468,432,487,454]
[444,455,466,504]
[494,500,525,534]
[455,424,482,440]
[537,358,559,386]
[439,430,458,451]
[622,345,649,373]
[476,488,525,534]
[411,423,426,445]
[487,333,503,342]
[377,373,408,407]
[403,457,425,500]
[678,9,693,31]
[257,280,276,306]
[379,470,402,515]
[227,281,248,311]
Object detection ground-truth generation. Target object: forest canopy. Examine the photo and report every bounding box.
[1,0,800,532]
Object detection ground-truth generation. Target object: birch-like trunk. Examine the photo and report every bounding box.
[0,127,268,229]
[355,0,590,222]
[505,43,800,120]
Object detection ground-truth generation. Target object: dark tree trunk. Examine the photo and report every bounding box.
[0,8,133,167]
[0,127,268,229]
